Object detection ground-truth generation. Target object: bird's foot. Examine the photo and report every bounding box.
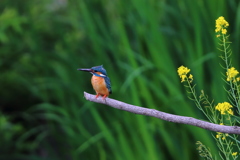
[102,95,107,100]
[95,93,100,98]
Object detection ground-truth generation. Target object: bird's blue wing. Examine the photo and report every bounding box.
[104,76,112,94]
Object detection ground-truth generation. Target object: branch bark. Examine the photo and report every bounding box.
[84,92,240,134]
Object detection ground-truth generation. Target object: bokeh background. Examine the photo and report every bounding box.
[1,0,240,159]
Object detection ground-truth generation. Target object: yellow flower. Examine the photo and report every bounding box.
[226,67,239,81]
[232,152,238,156]
[216,132,222,138]
[228,109,233,115]
[188,74,193,83]
[236,77,240,82]
[215,16,229,35]
[177,66,191,83]
[215,102,233,115]
[221,29,227,34]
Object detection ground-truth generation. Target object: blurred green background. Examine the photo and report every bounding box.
[0,0,240,159]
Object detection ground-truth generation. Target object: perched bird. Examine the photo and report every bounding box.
[78,65,112,99]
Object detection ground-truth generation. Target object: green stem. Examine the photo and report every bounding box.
[186,78,212,120]
[222,34,240,113]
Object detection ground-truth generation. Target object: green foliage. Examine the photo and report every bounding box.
[1,0,240,159]
[179,16,240,160]
[196,141,214,160]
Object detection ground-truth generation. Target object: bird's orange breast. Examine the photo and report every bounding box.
[91,75,109,96]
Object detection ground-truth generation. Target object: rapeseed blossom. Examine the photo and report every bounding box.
[232,152,238,156]
[215,102,233,115]
[226,67,239,81]
[177,66,193,83]
[215,16,229,35]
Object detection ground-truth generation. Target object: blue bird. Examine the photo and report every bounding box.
[78,65,112,99]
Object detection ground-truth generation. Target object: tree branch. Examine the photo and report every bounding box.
[84,92,240,134]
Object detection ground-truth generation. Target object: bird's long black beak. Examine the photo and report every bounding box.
[77,68,93,72]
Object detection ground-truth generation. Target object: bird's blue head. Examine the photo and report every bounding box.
[78,65,108,77]
[91,65,107,76]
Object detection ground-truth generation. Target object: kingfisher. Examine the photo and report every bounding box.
[78,65,112,99]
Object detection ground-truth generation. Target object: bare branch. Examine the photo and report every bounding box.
[84,92,240,134]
